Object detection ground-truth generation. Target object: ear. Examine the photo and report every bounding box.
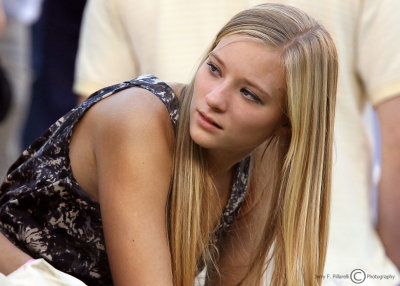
[274,118,291,137]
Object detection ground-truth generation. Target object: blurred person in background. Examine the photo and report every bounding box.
[0,0,43,180]
[0,3,12,124]
[75,0,400,284]
[22,0,86,148]
[268,3,400,283]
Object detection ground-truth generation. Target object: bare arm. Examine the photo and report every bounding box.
[92,88,175,285]
[0,0,6,36]
[376,95,400,269]
[0,233,31,275]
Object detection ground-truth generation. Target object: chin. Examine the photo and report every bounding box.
[189,130,207,148]
[189,128,217,150]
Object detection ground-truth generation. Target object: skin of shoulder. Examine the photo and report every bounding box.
[70,86,175,201]
[69,86,176,285]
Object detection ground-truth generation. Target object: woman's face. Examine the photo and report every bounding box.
[190,34,288,156]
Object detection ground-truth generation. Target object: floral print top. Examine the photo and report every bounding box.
[0,75,250,285]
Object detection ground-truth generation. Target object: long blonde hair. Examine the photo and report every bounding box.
[168,3,338,286]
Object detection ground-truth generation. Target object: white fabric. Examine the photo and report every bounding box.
[0,259,86,286]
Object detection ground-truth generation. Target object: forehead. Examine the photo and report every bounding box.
[215,34,269,49]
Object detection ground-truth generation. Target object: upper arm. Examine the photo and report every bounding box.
[376,94,400,183]
[376,95,400,212]
[376,95,400,149]
[0,2,5,36]
[93,88,174,285]
[375,95,400,268]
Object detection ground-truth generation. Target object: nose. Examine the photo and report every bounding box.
[205,83,229,112]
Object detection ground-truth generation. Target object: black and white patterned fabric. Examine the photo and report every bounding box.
[0,74,250,285]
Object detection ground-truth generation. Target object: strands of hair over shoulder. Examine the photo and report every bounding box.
[168,80,223,286]
[167,3,338,286]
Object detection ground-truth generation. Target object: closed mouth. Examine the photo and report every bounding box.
[199,111,222,129]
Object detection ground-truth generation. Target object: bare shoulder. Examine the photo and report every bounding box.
[69,86,175,202]
[90,86,176,174]
[92,86,174,132]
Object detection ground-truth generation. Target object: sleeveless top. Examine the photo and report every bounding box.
[0,75,250,285]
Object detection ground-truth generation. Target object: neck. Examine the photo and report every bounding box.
[206,150,237,208]
[205,148,250,177]
[206,152,234,175]
[201,147,251,207]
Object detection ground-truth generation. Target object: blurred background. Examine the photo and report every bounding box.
[0,1,399,285]
[0,0,86,178]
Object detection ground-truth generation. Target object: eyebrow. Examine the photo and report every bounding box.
[208,51,273,99]
[209,51,224,66]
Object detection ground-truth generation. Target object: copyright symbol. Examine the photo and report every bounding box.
[350,269,366,284]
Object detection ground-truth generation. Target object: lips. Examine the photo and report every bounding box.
[199,111,222,129]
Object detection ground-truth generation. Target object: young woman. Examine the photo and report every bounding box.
[0,3,338,286]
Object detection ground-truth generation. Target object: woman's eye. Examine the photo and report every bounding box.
[241,88,261,104]
[207,62,220,75]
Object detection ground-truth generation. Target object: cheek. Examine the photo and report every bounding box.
[194,62,215,96]
[193,71,206,95]
[189,93,196,113]
[237,112,283,141]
